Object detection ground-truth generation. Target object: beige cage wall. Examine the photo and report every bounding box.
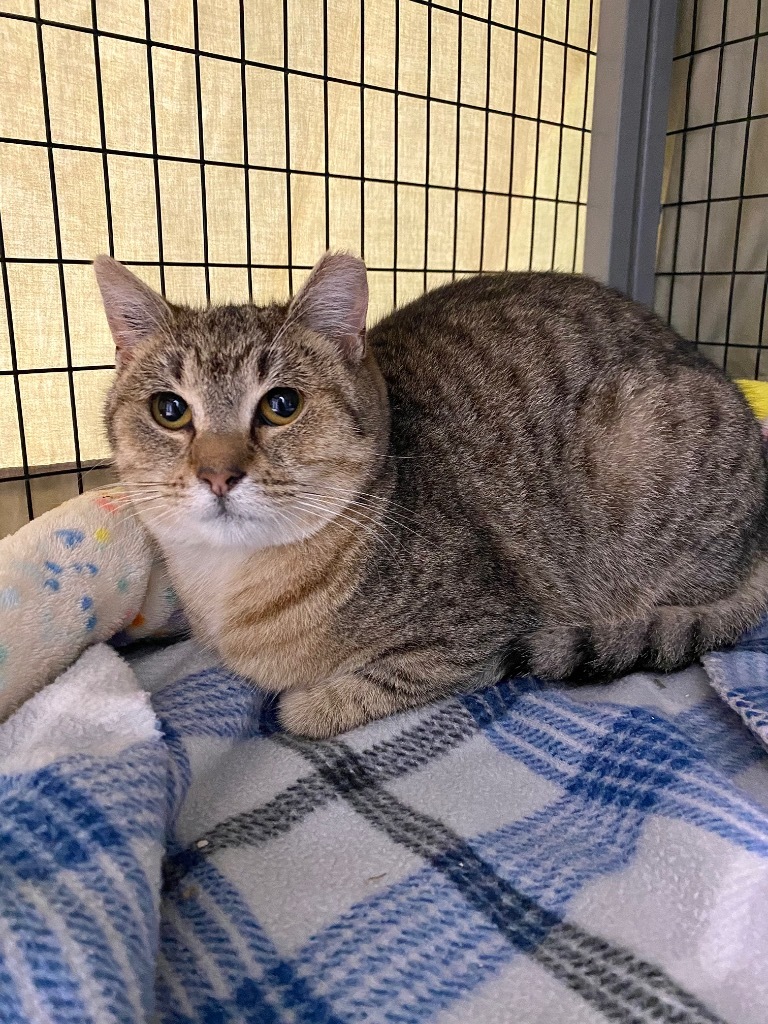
[656,0,768,377]
[0,0,599,538]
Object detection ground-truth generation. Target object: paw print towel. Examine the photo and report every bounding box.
[0,489,186,719]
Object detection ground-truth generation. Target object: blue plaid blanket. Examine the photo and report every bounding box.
[1,624,767,1024]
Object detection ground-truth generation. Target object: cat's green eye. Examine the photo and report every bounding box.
[258,387,304,426]
[150,392,192,430]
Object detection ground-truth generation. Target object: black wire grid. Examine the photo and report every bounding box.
[0,0,599,535]
[656,0,768,379]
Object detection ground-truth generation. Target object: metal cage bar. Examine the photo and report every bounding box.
[582,0,678,306]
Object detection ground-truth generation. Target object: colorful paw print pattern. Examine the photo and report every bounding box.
[48,529,102,633]
[0,490,185,708]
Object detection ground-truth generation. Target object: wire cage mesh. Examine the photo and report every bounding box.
[0,0,600,537]
[656,0,768,380]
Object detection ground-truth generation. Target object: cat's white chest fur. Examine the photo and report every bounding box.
[156,532,342,692]
[159,541,246,651]
[152,525,352,691]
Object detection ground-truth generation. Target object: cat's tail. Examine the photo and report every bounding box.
[527,556,768,682]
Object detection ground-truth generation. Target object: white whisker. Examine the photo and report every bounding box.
[290,497,400,560]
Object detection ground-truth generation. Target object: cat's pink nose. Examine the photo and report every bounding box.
[197,468,245,497]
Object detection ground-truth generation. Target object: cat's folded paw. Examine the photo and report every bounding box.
[279,675,399,738]
[279,684,354,738]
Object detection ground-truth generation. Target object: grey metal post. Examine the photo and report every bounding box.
[582,0,678,307]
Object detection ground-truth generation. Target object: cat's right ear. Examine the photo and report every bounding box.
[288,251,369,363]
[93,256,172,368]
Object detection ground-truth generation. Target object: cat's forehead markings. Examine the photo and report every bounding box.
[163,302,311,404]
[192,306,280,376]
[173,338,271,431]
[256,348,270,382]
[162,347,185,386]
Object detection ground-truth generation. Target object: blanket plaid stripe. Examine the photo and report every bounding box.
[1,630,767,1023]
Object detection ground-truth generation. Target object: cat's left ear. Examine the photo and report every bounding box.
[288,251,368,363]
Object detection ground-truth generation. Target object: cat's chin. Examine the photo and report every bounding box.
[146,507,319,551]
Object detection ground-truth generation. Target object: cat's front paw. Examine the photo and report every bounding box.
[278,684,353,738]
[279,675,399,738]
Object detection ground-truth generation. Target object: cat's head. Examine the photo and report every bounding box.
[95,251,389,549]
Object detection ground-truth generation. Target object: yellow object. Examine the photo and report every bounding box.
[736,379,768,421]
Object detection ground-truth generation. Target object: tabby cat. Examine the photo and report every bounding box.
[95,252,768,737]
